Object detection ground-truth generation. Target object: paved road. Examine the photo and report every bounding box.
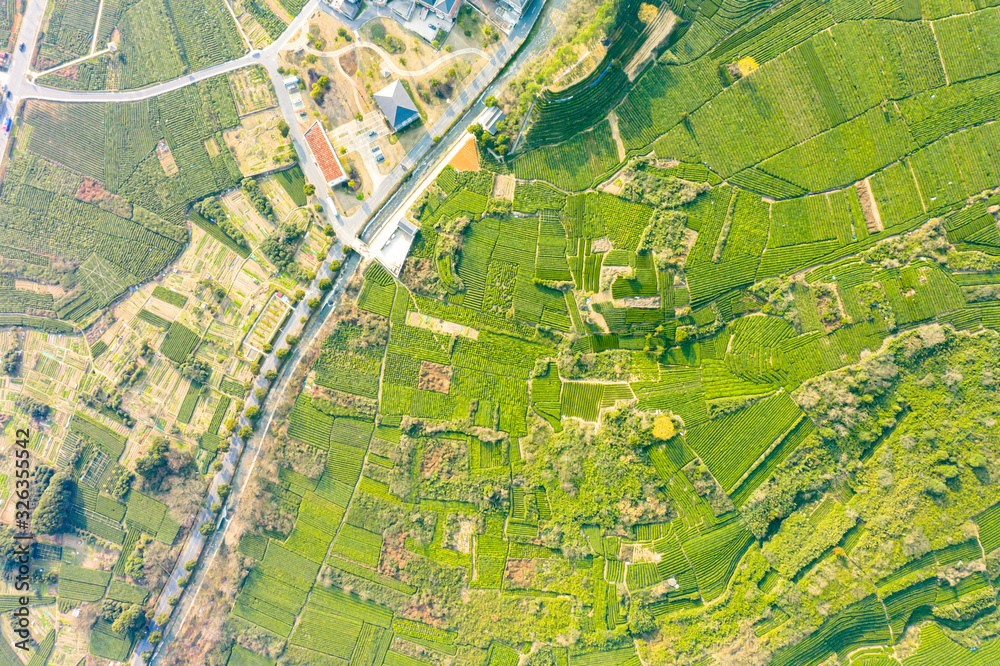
[141,250,361,666]
[357,0,555,242]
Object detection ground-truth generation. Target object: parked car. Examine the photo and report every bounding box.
[18,43,25,52]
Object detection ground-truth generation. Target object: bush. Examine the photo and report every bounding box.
[286,334,300,345]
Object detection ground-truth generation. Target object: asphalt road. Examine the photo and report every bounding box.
[140,250,360,666]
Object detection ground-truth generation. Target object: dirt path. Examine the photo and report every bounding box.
[625,8,677,80]
[608,110,626,162]
[856,178,884,233]
[90,0,104,54]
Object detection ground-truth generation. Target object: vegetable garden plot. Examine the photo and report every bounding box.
[160,321,199,363]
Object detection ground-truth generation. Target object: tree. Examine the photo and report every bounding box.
[308,298,320,309]
[148,631,162,644]
[276,348,290,360]
[286,334,300,345]
[484,95,500,107]
[179,359,210,384]
[265,370,278,381]
[33,471,74,535]
[277,119,289,137]
[293,289,305,303]
[155,612,170,626]
[318,278,332,291]
[304,183,316,196]
[238,425,253,439]
[217,484,231,501]
[135,438,171,487]
[638,2,657,22]
[323,225,335,236]
[652,414,675,440]
[199,522,215,536]
[111,603,146,635]
[2,348,20,375]
[109,468,133,501]
[245,405,260,419]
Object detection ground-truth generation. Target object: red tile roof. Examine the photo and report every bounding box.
[304,121,346,186]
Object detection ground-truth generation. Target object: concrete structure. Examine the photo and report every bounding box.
[377,218,419,275]
[289,91,306,119]
[327,0,360,18]
[482,106,505,135]
[304,121,348,187]
[373,80,420,131]
[415,0,461,21]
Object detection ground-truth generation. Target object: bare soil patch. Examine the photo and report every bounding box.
[625,9,678,80]
[339,50,358,77]
[204,137,220,157]
[492,174,515,201]
[450,136,480,172]
[156,140,178,176]
[76,177,133,218]
[418,361,452,394]
[856,179,883,232]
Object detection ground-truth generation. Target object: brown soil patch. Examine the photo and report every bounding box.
[156,140,179,176]
[492,174,515,201]
[591,237,612,253]
[608,110,626,162]
[613,295,661,309]
[204,137,220,157]
[339,50,358,77]
[75,177,109,203]
[449,136,480,172]
[625,9,678,80]
[52,64,80,80]
[14,280,66,297]
[76,177,133,218]
[405,311,479,339]
[504,558,534,586]
[418,361,452,394]
[856,179,883,232]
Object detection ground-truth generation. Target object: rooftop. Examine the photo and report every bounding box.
[373,80,420,131]
[304,122,348,187]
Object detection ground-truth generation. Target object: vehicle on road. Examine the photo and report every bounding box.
[18,43,24,52]
[3,118,11,132]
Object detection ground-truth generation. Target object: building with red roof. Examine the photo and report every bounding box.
[304,121,348,187]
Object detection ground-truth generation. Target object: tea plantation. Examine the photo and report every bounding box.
[221,0,1000,661]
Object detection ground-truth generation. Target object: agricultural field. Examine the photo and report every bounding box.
[0,55,322,660]
[37,0,245,91]
[7,0,1000,660]
[187,0,1000,662]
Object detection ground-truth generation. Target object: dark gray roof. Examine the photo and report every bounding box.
[374,80,420,130]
